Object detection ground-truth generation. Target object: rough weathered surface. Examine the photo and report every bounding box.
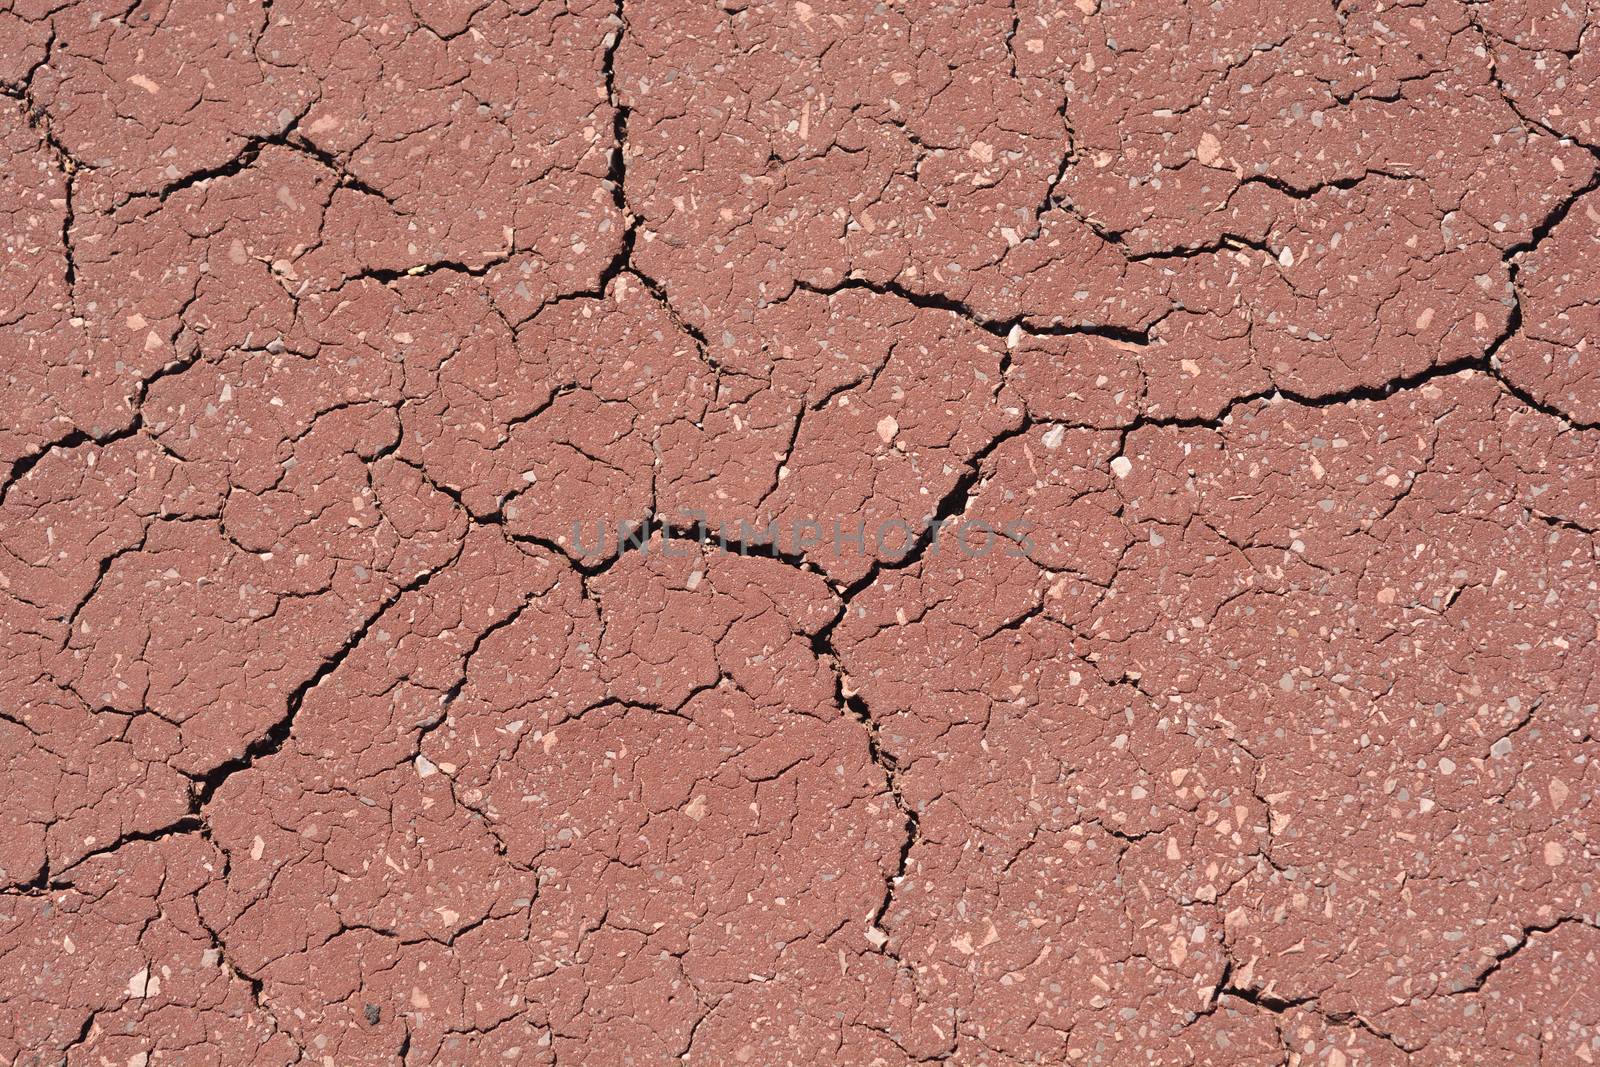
[3,0,1598,1064]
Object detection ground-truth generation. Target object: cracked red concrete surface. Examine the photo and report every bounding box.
[2,0,1599,1063]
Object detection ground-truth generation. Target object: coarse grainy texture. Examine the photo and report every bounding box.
[2,0,1598,1064]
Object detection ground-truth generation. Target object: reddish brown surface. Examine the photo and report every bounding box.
[2,0,1599,1063]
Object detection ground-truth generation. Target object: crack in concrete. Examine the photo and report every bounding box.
[6,0,1600,1059]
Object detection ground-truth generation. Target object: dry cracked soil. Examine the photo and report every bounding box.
[2,0,1600,1063]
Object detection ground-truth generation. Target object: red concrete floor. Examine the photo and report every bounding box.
[2,0,1598,1063]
